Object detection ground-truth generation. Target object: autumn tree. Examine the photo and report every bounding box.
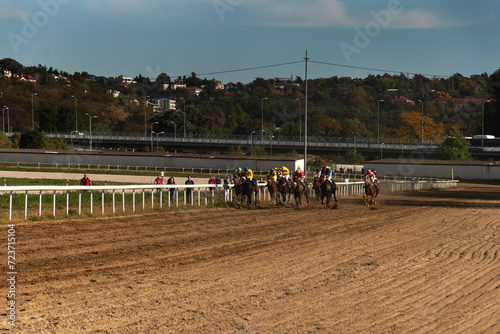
[399,111,444,141]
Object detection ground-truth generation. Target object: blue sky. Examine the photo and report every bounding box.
[1,0,499,83]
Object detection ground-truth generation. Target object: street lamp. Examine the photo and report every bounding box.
[381,143,384,159]
[269,135,274,156]
[31,93,37,130]
[377,99,384,144]
[418,100,424,143]
[261,97,267,141]
[151,121,159,151]
[250,130,256,155]
[71,95,77,131]
[170,121,176,140]
[482,100,491,146]
[180,97,186,138]
[144,96,150,138]
[2,106,8,133]
[155,131,164,151]
[296,98,302,141]
[85,113,97,151]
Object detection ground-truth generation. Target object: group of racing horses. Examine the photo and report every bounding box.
[233,171,379,209]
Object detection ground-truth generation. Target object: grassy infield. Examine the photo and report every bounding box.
[0,165,235,223]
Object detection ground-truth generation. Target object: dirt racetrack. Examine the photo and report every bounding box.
[2,183,500,333]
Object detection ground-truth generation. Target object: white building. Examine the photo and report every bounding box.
[150,95,176,111]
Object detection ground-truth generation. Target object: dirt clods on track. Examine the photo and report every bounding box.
[2,184,500,333]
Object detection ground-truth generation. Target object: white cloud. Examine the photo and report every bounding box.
[0,1,30,19]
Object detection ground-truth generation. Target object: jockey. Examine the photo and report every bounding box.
[366,168,378,187]
[267,168,277,182]
[313,169,321,179]
[281,166,291,181]
[321,165,333,184]
[237,167,246,178]
[244,166,256,186]
[295,167,306,185]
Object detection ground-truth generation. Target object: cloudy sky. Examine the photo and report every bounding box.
[1,0,498,83]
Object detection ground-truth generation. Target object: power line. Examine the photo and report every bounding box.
[171,58,450,81]
[173,60,304,79]
[309,60,450,78]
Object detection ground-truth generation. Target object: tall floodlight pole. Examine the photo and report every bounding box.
[304,50,309,178]
[2,106,6,133]
[85,113,97,151]
[170,121,176,140]
[377,99,384,145]
[418,100,424,143]
[31,93,38,130]
[482,100,491,146]
[71,95,78,131]
[261,97,267,141]
[145,96,150,138]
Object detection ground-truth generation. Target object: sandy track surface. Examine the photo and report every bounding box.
[1,184,499,333]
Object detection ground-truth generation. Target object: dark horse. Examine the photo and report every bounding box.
[312,177,322,203]
[291,176,309,210]
[241,177,259,206]
[320,177,338,206]
[363,174,379,206]
[267,179,279,205]
[233,177,243,207]
[277,176,291,206]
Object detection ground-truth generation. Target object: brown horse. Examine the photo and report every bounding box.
[363,174,379,206]
[241,177,259,206]
[277,175,291,207]
[291,176,309,210]
[267,179,279,205]
[320,177,338,206]
[233,177,243,208]
[312,177,322,203]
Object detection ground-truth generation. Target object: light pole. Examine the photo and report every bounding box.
[151,121,159,151]
[482,100,491,146]
[269,135,274,156]
[261,97,267,141]
[155,131,164,151]
[144,98,148,138]
[170,121,176,140]
[2,106,7,133]
[180,97,186,138]
[71,95,77,131]
[377,99,384,144]
[31,93,37,130]
[85,113,97,151]
[381,143,384,159]
[418,100,424,143]
[296,98,302,141]
[250,131,256,155]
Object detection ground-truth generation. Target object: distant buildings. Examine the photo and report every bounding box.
[149,95,176,111]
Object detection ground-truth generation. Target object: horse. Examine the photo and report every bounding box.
[277,175,291,207]
[267,178,279,205]
[290,176,309,210]
[312,177,322,203]
[232,176,244,208]
[320,178,338,206]
[241,177,259,206]
[363,174,379,206]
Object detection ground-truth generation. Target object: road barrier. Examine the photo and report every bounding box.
[1,179,458,221]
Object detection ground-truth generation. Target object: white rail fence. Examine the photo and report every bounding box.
[1,180,458,221]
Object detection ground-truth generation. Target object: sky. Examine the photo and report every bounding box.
[1,0,499,84]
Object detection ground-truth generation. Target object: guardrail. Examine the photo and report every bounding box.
[0,179,458,221]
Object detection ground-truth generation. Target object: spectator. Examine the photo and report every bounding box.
[160,171,165,183]
[223,175,230,201]
[80,174,92,186]
[167,177,176,204]
[154,175,162,185]
[185,175,194,205]
[216,176,222,187]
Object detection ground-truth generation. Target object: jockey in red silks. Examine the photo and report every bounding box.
[366,168,378,187]
[295,167,306,186]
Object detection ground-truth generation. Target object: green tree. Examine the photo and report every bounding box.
[439,128,472,160]
[0,131,12,148]
[345,149,365,164]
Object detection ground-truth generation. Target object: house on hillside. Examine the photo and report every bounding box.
[149,95,176,111]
